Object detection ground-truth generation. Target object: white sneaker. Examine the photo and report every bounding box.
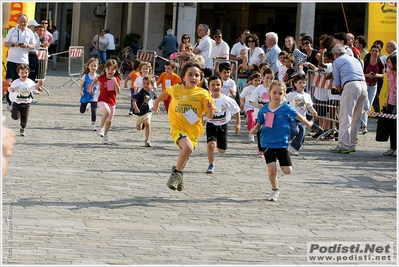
[33,89,40,94]
[6,103,12,110]
[97,128,104,137]
[103,134,108,144]
[86,103,91,112]
[383,148,395,156]
[90,124,97,131]
[288,146,299,156]
[268,190,280,201]
[248,134,255,142]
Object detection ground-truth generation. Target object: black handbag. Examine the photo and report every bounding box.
[375,108,390,142]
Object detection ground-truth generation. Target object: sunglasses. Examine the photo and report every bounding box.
[243,32,250,35]
[302,41,311,45]
[247,40,255,43]
[41,22,48,24]
[183,37,189,39]
[214,35,221,39]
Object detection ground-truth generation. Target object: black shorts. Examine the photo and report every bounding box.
[264,148,292,166]
[314,99,328,117]
[206,122,228,150]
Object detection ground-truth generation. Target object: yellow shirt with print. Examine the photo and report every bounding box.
[166,84,215,140]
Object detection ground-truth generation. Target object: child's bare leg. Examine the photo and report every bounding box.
[144,118,151,140]
[207,141,216,165]
[176,137,194,172]
[267,162,278,189]
[100,108,110,127]
[280,166,292,175]
[104,120,111,133]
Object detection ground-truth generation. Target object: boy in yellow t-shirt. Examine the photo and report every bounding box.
[153,60,215,192]
[156,60,181,113]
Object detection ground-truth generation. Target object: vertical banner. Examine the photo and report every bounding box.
[2,2,36,79]
[367,2,397,111]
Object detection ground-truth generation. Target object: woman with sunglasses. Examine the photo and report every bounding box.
[179,34,191,52]
[300,36,319,74]
[282,36,307,71]
[245,33,264,70]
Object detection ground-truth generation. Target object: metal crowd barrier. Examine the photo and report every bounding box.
[212,59,238,83]
[137,49,157,73]
[62,46,84,87]
[36,48,50,95]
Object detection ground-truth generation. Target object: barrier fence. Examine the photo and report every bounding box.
[137,50,157,73]
[306,69,396,142]
[62,46,84,87]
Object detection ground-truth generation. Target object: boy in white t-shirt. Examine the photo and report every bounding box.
[248,68,274,157]
[278,51,288,82]
[8,64,43,137]
[205,75,241,174]
[218,61,237,98]
[285,74,317,156]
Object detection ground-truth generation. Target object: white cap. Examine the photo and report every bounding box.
[27,20,40,27]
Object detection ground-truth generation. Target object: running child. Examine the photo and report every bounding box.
[89,58,122,144]
[79,57,100,131]
[156,60,181,113]
[123,59,141,115]
[285,74,317,156]
[248,68,274,157]
[249,81,313,201]
[218,61,237,98]
[8,64,43,137]
[133,62,157,93]
[205,75,241,174]
[132,75,158,147]
[240,72,262,142]
[153,58,215,191]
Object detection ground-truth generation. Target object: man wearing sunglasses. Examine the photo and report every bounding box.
[211,29,229,60]
[230,29,250,61]
[40,20,53,55]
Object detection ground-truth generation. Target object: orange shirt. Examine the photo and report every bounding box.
[157,72,182,100]
[128,70,140,89]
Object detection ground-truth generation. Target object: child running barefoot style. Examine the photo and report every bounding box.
[249,81,313,201]
[153,57,215,191]
[132,75,158,147]
[89,59,122,144]
[79,57,100,131]
[285,74,318,156]
[205,75,241,173]
[8,64,43,137]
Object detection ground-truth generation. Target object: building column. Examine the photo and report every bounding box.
[295,3,316,40]
[176,3,197,46]
[105,3,123,46]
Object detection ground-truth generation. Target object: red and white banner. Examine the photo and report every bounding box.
[69,48,83,58]
[310,72,332,89]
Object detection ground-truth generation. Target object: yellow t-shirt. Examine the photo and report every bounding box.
[166,84,215,140]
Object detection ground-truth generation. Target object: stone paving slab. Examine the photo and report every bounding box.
[2,61,397,266]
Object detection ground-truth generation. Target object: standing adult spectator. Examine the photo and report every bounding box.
[40,19,52,57]
[346,33,360,58]
[282,36,307,70]
[230,29,250,61]
[360,44,385,134]
[193,24,213,77]
[372,40,387,114]
[354,35,368,59]
[301,36,319,73]
[4,14,36,109]
[158,29,179,72]
[27,20,41,83]
[91,28,109,65]
[36,25,50,48]
[211,29,230,60]
[333,32,354,57]
[262,32,281,79]
[105,29,116,59]
[385,41,397,56]
[245,33,264,67]
[330,44,367,154]
[179,33,191,52]
[49,25,59,59]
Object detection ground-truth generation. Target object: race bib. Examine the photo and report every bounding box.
[183,109,199,125]
[265,112,274,128]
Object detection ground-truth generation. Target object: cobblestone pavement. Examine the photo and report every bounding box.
[2,60,397,266]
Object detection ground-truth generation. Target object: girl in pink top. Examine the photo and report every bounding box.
[89,58,122,144]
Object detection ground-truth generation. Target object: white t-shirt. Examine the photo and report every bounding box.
[133,76,157,90]
[105,33,115,50]
[230,41,248,58]
[9,78,36,104]
[211,40,230,58]
[196,35,213,69]
[5,26,36,64]
[285,91,313,117]
[248,85,269,117]
[240,85,258,111]
[221,78,237,97]
[207,95,240,126]
[278,65,288,82]
[247,47,264,66]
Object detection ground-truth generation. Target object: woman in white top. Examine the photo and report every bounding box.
[245,34,264,70]
[91,28,109,64]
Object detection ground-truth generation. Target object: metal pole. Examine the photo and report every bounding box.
[143,3,149,50]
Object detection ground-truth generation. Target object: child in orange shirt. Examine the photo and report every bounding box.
[156,60,182,113]
[123,59,141,115]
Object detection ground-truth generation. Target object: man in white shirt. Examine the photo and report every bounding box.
[211,29,229,60]
[230,29,250,61]
[194,23,213,78]
[105,29,116,59]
